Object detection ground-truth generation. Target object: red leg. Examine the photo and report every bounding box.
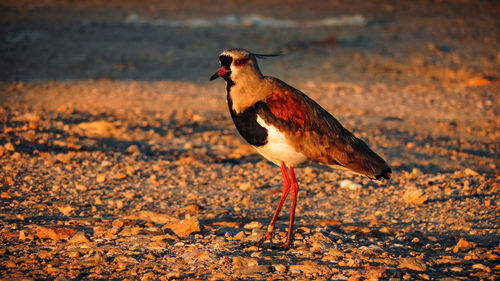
[281,165,299,249]
[255,162,291,247]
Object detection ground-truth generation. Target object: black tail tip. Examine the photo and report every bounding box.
[376,166,392,181]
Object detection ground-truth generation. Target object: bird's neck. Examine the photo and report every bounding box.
[227,75,270,114]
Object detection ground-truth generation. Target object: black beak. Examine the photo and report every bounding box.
[210,66,231,81]
[210,72,220,80]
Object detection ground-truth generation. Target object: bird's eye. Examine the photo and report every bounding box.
[234,59,245,66]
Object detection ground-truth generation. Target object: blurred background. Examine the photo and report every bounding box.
[0,3,499,280]
[1,0,499,84]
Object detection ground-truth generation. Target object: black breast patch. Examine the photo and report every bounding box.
[227,95,268,147]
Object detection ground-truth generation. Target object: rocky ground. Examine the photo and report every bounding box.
[1,1,499,280]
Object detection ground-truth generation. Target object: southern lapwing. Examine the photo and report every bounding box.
[210,48,392,249]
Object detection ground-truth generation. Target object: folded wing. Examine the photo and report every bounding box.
[257,78,391,180]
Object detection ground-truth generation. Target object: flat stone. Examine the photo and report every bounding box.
[398,257,427,271]
[233,256,258,268]
[290,260,330,275]
[403,188,428,204]
[236,265,271,275]
[35,226,76,240]
[244,221,263,229]
[163,215,201,238]
[128,211,177,224]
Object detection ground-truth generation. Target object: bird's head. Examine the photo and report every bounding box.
[210,48,279,84]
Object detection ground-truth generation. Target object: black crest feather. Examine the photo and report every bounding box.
[254,52,282,59]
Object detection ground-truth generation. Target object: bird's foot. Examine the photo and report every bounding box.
[255,232,293,250]
[249,231,294,250]
[254,231,273,248]
[271,238,293,250]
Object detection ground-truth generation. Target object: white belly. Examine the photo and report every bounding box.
[254,115,308,167]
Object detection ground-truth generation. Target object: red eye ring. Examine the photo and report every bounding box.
[234,59,245,66]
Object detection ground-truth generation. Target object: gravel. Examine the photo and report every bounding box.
[1,1,499,280]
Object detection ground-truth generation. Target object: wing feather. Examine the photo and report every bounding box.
[258,78,390,178]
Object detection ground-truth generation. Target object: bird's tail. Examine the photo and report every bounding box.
[329,162,392,181]
[375,166,392,180]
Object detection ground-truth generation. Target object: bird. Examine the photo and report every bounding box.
[210,48,392,249]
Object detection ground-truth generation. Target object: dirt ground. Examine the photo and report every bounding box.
[0,1,499,280]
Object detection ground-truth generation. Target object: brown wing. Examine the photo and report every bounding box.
[258,78,391,179]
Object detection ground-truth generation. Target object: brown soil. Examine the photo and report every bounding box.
[1,1,499,280]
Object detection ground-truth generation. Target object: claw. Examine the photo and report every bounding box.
[254,231,273,248]
[253,231,294,250]
[269,238,293,250]
[274,231,294,250]
[278,238,293,250]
